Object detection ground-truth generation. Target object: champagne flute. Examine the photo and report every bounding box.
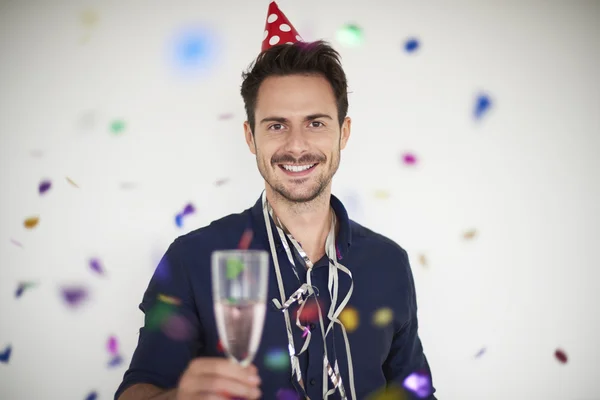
[212,250,269,366]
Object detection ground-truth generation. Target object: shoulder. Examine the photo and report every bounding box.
[349,219,410,261]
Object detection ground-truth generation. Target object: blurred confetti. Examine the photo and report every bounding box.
[404,38,420,53]
[0,345,12,363]
[276,388,302,400]
[110,119,126,134]
[401,152,418,166]
[264,348,290,371]
[175,213,184,228]
[85,391,98,400]
[337,24,364,47]
[474,93,492,120]
[226,257,245,279]
[367,384,407,400]
[218,113,234,120]
[15,282,36,298]
[162,314,193,341]
[403,371,433,398]
[175,202,196,228]
[339,306,359,332]
[374,190,390,199]
[302,327,309,338]
[60,286,89,308]
[463,229,477,240]
[147,302,176,330]
[418,254,428,267]
[66,177,80,188]
[555,348,568,364]
[217,339,225,353]
[39,179,52,195]
[10,238,23,247]
[107,335,118,355]
[108,354,123,367]
[171,25,218,75]
[158,293,182,306]
[23,216,39,229]
[238,229,253,250]
[80,9,99,28]
[215,178,229,186]
[372,307,393,327]
[89,258,104,275]
[294,298,323,322]
[474,347,486,358]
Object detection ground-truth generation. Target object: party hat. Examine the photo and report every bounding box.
[261,1,303,51]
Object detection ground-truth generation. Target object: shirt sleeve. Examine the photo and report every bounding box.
[114,240,204,400]
[382,249,437,400]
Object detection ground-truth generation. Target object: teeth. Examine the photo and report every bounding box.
[283,164,314,172]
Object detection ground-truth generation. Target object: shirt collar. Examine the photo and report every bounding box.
[250,192,353,260]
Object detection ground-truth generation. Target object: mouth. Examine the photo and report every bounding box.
[278,163,318,177]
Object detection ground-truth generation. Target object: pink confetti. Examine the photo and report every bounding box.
[162,314,193,341]
[237,229,253,250]
[403,371,432,398]
[10,238,23,247]
[401,152,418,165]
[107,335,118,355]
[302,327,309,338]
[555,348,568,364]
[218,113,234,120]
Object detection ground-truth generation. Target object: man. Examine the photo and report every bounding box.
[115,2,435,400]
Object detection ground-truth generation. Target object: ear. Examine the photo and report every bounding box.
[244,121,256,155]
[340,116,351,150]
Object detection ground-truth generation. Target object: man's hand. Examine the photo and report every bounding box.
[176,358,262,400]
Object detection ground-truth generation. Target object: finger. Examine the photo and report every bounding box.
[188,359,260,386]
[180,375,261,400]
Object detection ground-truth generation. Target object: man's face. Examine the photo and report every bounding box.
[244,74,351,203]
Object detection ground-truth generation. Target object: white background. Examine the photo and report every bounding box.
[1,0,599,399]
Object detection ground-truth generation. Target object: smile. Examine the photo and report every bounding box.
[278,163,318,176]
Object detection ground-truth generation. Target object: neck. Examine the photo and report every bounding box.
[266,186,333,263]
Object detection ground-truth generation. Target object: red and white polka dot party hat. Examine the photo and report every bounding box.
[261,1,303,51]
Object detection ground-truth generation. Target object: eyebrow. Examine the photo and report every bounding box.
[259,113,333,125]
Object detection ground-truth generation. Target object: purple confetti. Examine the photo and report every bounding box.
[108,354,123,367]
[402,152,418,165]
[89,258,104,275]
[162,314,193,341]
[15,282,35,298]
[276,388,301,400]
[39,179,52,195]
[0,345,11,363]
[182,203,195,216]
[218,113,234,120]
[85,392,97,400]
[61,286,89,308]
[475,347,486,358]
[10,238,23,247]
[107,335,118,355]
[404,38,420,53]
[403,371,433,398]
[474,94,492,120]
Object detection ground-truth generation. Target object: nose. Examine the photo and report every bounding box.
[283,127,309,156]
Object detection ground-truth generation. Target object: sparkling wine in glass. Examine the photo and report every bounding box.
[212,250,269,366]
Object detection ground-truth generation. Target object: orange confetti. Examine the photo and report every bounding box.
[339,306,359,332]
[23,216,39,229]
[463,229,477,239]
[66,177,79,188]
[238,229,253,250]
[372,307,393,327]
[157,294,182,306]
[418,254,428,267]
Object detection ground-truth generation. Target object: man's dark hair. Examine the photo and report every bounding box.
[240,40,349,134]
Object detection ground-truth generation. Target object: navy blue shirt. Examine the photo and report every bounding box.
[115,194,436,399]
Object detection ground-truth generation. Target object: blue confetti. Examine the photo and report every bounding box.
[108,354,123,368]
[175,213,184,228]
[85,391,98,400]
[474,94,492,120]
[404,38,420,53]
[0,345,12,363]
[475,347,486,358]
[15,282,35,298]
[171,26,218,74]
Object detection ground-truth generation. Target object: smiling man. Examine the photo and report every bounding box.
[115,3,435,400]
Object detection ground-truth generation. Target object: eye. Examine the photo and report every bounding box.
[310,121,325,128]
[269,123,284,131]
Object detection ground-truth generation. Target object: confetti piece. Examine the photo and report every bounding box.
[463,229,477,240]
[0,345,12,363]
[15,282,36,298]
[162,314,193,341]
[337,24,364,47]
[85,391,98,400]
[474,347,486,358]
[555,348,568,364]
[172,26,218,74]
[403,371,433,398]
[66,177,80,188]
[107,335,118,355]
[80,9,99,28]
[215,178,229,186]
[238,229,253,250]
[147,302,176,330]
[276,388,302,400]
[302,327,310,338]
[294,298,323,322]
[110,119,126,134]
[158,293,182,306]
[23,216,39,229]
[404,38,420,53]
[339,306,360,332]
[182,203,195,216]
[175,213,184,228]
[218,113,234,120]
[372,307,394,327]
[374,190,390,199]
[474,94,492,120]
[89,258,104,275]
[39,179,52,195]
[418,254,428,267]
[264,348,290,371]
[216,339,225,353]
[226,257,245,279]
[108,354,123,367]
[401,152,418,166]
[10,238,23,247]
[367,384,408,400]
[60,286,89,308]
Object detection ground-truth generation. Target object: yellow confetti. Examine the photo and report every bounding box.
[418,254,428,267]
[374,190,390,199]
[372,307,393,327]
[366,384,408,400]
[23,216,39,229]
[339,307,359,332]
[66,177,79,188]
[80,9,99,27]
[463,229,477,240]
[157,293,181,306]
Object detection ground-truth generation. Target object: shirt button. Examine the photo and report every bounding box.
[309,323,316,330]
[309,378,316,386]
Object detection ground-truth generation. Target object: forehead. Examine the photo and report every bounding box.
[255,74,337,116]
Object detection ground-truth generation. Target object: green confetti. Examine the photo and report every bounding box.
[336,24,364,47]
[146,302,175,330]
[226,257,245,280]
[110,119,126,134]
